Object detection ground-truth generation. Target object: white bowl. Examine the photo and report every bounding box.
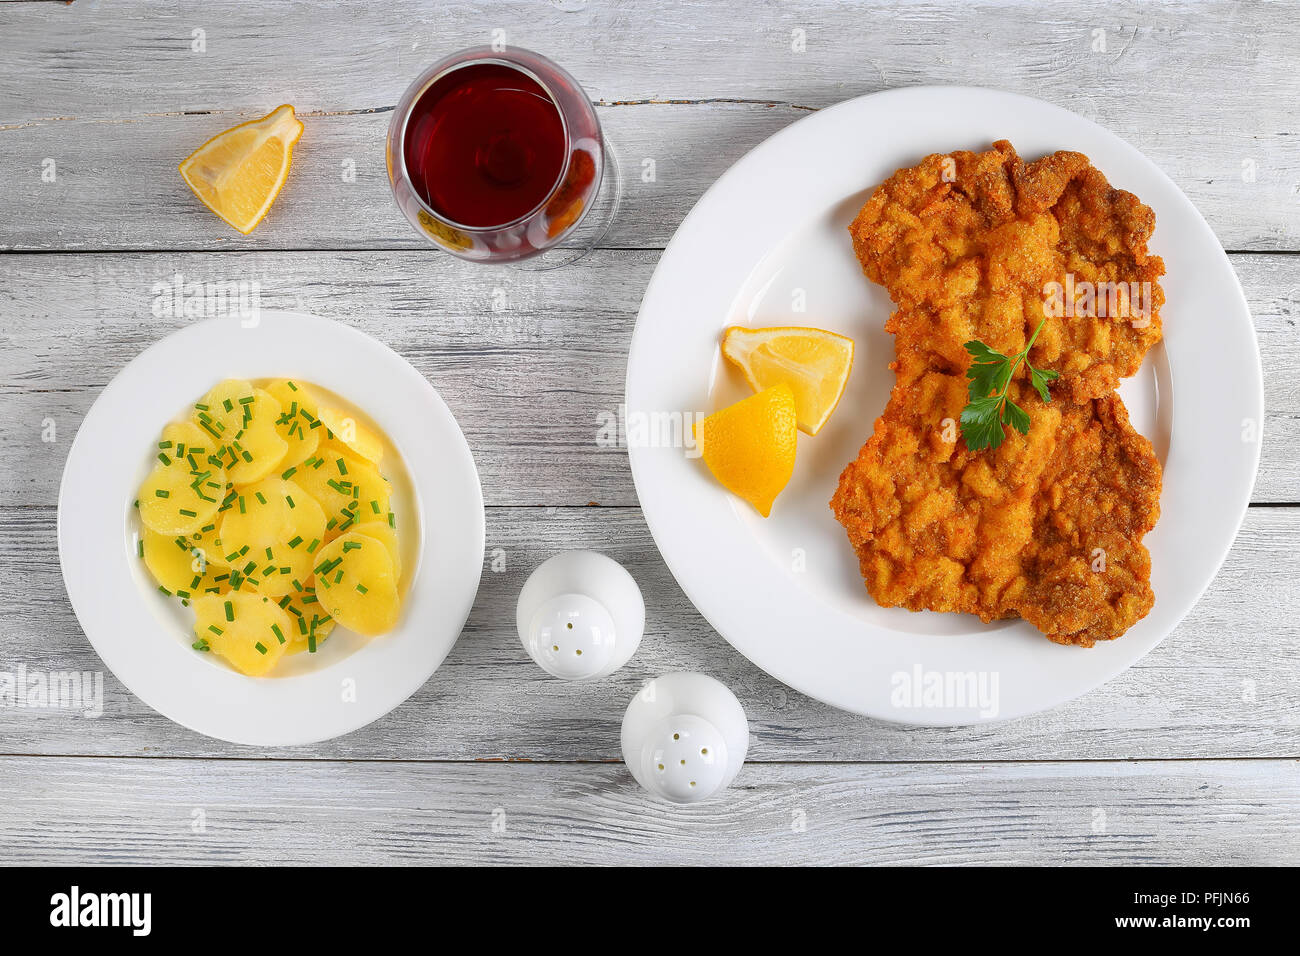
[58,311,485,745]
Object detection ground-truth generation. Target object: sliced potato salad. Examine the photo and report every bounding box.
[135,378,403,676]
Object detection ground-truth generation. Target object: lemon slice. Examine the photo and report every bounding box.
[721,326,854,435]
[179,104,304,234]
[694,383,797,518]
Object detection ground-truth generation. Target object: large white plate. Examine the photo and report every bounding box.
[58,311,485,745]
[626,87,1263,724]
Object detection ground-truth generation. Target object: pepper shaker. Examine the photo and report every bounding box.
[621,672,749,802]
[516,550,644,680]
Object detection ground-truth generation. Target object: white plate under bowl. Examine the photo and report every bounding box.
[626,86,1263,724]
[58,311,485,745]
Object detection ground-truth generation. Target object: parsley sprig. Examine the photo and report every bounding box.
[959,316,1058,452]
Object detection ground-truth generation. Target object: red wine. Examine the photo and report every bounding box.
[403,62,566,228]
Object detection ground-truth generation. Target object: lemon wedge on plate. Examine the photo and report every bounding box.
[694,383,797,518]
[179,104,304,234]
[721,326,854,435]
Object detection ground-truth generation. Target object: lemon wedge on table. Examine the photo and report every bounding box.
[179,104,304,234]
[694,383,798,518]
[721,325,854,435]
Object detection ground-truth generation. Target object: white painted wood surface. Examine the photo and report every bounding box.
[1,0,1297,865]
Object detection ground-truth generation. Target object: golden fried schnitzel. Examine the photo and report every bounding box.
[851,141,1165,403]
[831,372,1161,645]
[832,141,1164,646]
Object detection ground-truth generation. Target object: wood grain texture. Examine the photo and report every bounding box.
[0,756,1295,865]
[1,504,1296,762]
[0,249,1294,505]
[1,0,1299,250]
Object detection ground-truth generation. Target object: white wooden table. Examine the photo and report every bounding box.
[1,0,1297,866]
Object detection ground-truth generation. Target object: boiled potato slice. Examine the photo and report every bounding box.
[185,522,229,569]
[264,378,320,417]
[194,380,288,485]
[349,519,400,580]
[160,420,219,465]
[264,379,321,470]
[138,422,227,536]
[293,446,391,534]
[279,588,337,655]
[217,477,325,596]
[319,406,384,464]
[140,528,226,598]
[193,591,292,677]
[312,531,400,636]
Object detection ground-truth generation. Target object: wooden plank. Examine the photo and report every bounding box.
[0,249,1294,505]
[0,755,1294,865]
[1,1,1298,251]
[1,504,1296,762]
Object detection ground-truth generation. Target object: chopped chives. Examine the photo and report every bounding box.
[178,508,196,517]
[154,489,170,498]
[254,491,267,505]
[158,453,172,466]
[254,642,267,655]
[307,538,320,553]
[355,583,368,594]
[281,466,297,479]
[287,536,303,549]
[222,398,233,412]
[271,624,285,645]
[223,600,234,622]
[370,500,380,514]
[286,495,295,509]
[336,458,347,475]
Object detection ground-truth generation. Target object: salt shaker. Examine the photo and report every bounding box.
[516,550,644,680]
[621,672,749,803]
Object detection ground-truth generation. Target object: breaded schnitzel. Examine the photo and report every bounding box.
[832,142,1164,645]
[851,140,1165,403]
[830,371,1161,646]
